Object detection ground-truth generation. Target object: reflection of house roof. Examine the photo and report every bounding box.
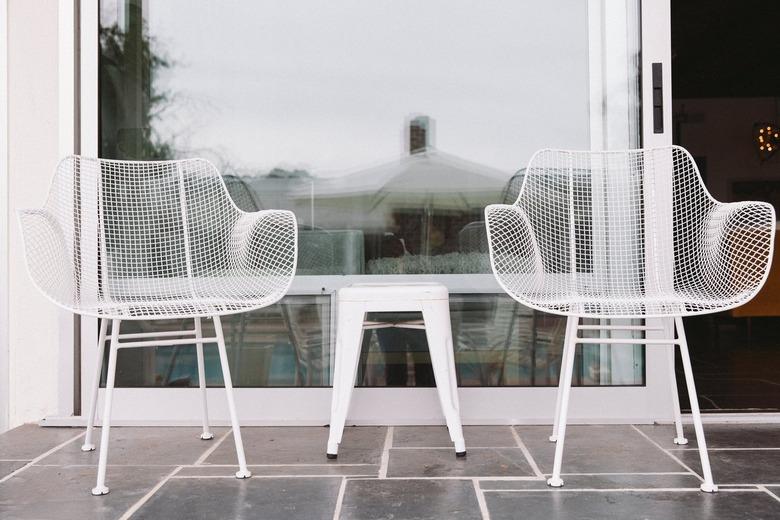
[294,148,511,199]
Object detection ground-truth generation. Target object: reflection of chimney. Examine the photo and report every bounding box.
[406,115,435,155]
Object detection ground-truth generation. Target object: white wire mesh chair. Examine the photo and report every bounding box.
[18,155,298,495]
[485,146,776,492]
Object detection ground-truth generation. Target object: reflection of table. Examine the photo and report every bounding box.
[731,229,780,317]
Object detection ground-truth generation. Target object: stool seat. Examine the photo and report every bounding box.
[338,283,448,302]
[327,282,466,458]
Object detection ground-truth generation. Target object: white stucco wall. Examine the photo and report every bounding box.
[4,0,68,429]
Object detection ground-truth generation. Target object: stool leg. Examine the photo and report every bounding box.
[422,301,466,457]
[327,301,366,458]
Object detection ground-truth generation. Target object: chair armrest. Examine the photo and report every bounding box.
[698,201,776,299]
[229,209,298,287]
[17,209,75,308]
[484,203,547,298]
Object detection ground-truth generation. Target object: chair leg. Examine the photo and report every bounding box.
[550,316,576,442]
[213,315,251,479]
[327,301,366,458]
[421,301,466,456]
[194,317,214,440]
[92,319,121,496]
[668,343,688,445]
[675,317,717,493]
[548,316,578,488]
[82,318,108,452]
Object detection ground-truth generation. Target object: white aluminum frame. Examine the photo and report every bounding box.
[0,0,9,434]
[43,0,692,427]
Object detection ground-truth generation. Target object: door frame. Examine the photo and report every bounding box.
[44,0,701,427]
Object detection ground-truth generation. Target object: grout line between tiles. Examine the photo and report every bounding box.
[554,471,695,476]
[171,474,365,479]
[193,429,232,465]
[118,465,182,520]
[668,447,780,451]
[0,431,85,484]
[332,477,347,520]
[758,485,780,504]
[349,476,543,481]
[630,425,704,482]
[379,426,393,479]
[480,487,766,493]
[390,446,521,450]
[473,479,491,520]
[510,426,545,479]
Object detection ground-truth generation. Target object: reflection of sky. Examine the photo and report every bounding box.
[103,0,590,175]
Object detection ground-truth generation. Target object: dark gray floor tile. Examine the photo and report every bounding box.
[485,490,780,520]
[677,449,780,484]
[635,424,780,449]
[0,465,170,520]
[394,426,516,448]
[516,425,688,474]
[204,426,386,465]
[480,473,703,490]
[0,461,27,479]
[40,427,227,466]
[387,448,534,478]
[178,464,379,477]
[340,479,481,520]
[134,476,341,520]
[0,425,83,459]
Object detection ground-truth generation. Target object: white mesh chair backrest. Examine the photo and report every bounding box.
[487,146,776,317]
[19,156,297,319]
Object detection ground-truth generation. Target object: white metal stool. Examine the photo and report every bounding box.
[326,283,467,458]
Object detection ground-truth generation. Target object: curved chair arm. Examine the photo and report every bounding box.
[484,203,547,301]
[229,209,298,284]
[694,200,776,300]
[17,209,75,309]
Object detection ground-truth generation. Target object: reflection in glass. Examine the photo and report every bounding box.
[106,296,331,387]
[98,0,643,388]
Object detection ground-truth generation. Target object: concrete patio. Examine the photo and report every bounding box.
[1,423,780,519]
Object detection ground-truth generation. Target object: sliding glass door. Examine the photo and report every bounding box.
[75,0,677,425]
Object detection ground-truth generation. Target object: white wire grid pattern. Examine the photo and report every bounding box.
[485,146,776,318]
[18,156,297,319]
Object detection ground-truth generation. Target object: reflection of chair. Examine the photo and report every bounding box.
[486,146,776,492]
[19,156,297,495]
[223,173,264,211]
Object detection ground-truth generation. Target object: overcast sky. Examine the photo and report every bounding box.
[103,0,591,176]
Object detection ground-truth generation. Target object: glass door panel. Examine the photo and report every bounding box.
[89,0,648,420]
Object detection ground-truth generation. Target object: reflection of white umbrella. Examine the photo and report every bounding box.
[317,148,508,205]
[295,148,511,234]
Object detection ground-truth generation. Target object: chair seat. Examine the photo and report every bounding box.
[74,274,289,319]
[516,289,754,318]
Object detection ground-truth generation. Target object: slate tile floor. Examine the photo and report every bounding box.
[1,423,780,519]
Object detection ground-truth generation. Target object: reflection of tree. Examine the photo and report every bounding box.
[99,2,174,160]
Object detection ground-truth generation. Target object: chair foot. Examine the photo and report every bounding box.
[455,451,467,458]
[673,437,688,445]
[700,482,718,493]
[547,477,564,488]
[548,435,557,443]
[81,443,96,452]
[200,432,214,440]
[327,441,339,459]
[91,485,109,496]
[235,469,252,479]
[454,439,466,454]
